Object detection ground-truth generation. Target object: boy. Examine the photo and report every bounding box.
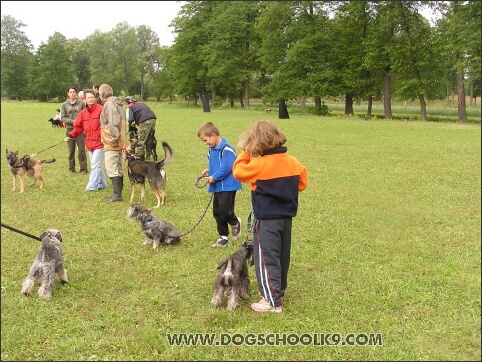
[198,122,242,247]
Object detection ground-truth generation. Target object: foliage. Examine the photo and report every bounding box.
[1,15,34,99]
[27,39,71,101]
[1,101,480,361]
[1,1,480,121]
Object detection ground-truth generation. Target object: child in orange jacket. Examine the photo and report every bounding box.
[233,120,308,313]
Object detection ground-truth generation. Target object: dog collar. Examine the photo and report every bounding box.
[141,217,154,224]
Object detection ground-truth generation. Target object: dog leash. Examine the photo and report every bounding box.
[29,141,64,157]
[1,223,41,241]
[157,176,214,239]
[194,175,210,188]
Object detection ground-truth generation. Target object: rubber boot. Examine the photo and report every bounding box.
[105,177,116,200]
[109,176,123,202]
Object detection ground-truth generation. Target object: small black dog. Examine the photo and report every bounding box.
[47,118,63,127]
[126,204,181,248]
[21,229,68,299]
[211,239,254,311]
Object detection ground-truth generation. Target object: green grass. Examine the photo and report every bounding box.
[1,100,480,361]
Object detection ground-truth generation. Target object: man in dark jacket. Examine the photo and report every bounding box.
[125,96,156,159]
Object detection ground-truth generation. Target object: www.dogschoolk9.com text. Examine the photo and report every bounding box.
[166,333,383,347]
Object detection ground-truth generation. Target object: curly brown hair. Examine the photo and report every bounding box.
[237,120,287,157]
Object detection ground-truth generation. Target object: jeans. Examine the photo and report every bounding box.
[85,148,108,191]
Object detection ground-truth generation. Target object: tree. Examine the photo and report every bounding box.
[331,1,378,117]
[1,15,34,99]
[136,25,161,101]
[168,1,215,104]
[86,23,139,95]
[436,1,481,122]
[201,1,261,108]
[27,37,71,101]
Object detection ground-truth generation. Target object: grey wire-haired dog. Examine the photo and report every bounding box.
[21,229,68,299]
[211,239,254,311]
[126,204,181,248]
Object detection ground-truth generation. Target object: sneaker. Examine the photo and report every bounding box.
[231,217,242,241]
[211,236,229,248]
[250,298,282,313]
[80,171,87,175]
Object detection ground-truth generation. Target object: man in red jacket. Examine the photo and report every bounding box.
[64,89,107,192]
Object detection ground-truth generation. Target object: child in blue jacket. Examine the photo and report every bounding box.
[198,122,242,247]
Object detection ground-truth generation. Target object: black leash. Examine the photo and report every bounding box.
[156,174,214,239]
[176,192,213,238]
[1,223,41,241]
[29,141,64,157]
[194,175,209,188]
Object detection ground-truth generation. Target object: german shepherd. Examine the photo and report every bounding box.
[6,149,56,193]
[124,142,173,208]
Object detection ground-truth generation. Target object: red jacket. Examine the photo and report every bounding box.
[69,103,104,151]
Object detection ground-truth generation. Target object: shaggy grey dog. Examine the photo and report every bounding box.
[126,204,181,248]
[21,229,68,299]
[211,239,254,311]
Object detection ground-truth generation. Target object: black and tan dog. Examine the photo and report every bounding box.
[211,239,254,311]
[6,149,56,193]
[124,141,173,208]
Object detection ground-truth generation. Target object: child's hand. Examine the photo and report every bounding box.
[202,169,209,177]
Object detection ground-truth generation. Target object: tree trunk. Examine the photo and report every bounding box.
[140,73,144,101]
[300,97,306,110]
[201,95,210,112]
[211,87,216,107]
[314,96,321,111]
[456,68,467,123]
[344,94,354,115]
[279,99,289,119]
[366,95,373,120]
[419,94,428,121]
[383,70,392,119]
[469,83,474,107]
[244,80,249,109]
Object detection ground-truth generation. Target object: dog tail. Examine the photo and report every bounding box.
[221,258,234,287]
[41,159,56,163]
[159,142,173,166]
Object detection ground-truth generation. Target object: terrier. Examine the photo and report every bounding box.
[21,229,68,299]
[211,239,254,311]
[126,204,181,249]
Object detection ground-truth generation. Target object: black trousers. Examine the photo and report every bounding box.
[212,191,238,237]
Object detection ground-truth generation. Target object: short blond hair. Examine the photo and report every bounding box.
[99,84,113,99]
[197,122,220,137]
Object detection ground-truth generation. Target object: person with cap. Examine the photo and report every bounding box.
[125,96,157,159]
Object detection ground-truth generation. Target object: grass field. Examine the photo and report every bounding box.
[1,100,480,361]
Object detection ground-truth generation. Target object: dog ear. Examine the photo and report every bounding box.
[55,232,63,242]
[39,232,47,241]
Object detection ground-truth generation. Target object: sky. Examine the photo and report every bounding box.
[1,1,185,50]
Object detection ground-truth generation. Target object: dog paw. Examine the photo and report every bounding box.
[210,299,221,307]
